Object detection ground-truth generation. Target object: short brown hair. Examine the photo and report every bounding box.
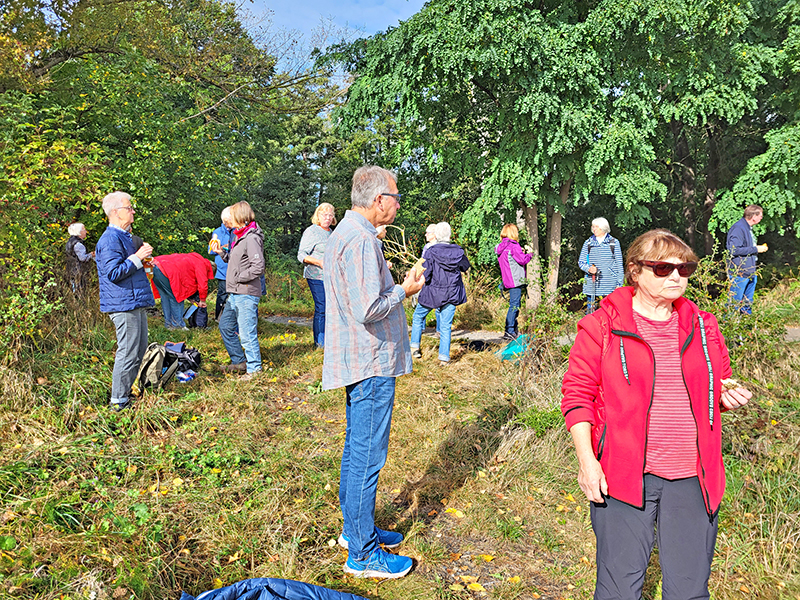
[625,229,698,287]
[230,201,256,227]
[744,205,763,220]
[311,202,337,226]
[501,223,519,241]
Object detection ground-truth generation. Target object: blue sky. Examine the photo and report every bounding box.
[247,0,427,44]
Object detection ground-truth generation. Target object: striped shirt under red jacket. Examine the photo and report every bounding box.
[633,311,698,479]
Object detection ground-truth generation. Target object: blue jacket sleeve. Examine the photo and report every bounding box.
[727,222,757,257]
[578,239,591,272]
[98,239,140,284]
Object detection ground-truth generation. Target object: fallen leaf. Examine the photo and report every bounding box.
[212,578,223,589]
[740,585,750,593]
[172,478,184,487]
[227,552,239,563]
[565,493,576,503]
[428,509,438,516]
[449,584,464,591]
[445,507,465,518]
[478,554,495,562]
[113,587,128,598]
[327,539,337,548]
[580,556,590,565]
[531,593,541,599]
[567,584,576,590]
[450,553,462,561]
[508,576,521,584]
[126,465,137,474]
[467,583,486,592]
[459,575,479,584]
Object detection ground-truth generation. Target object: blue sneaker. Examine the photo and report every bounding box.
[338,527,403,550]
[343,548,413,579]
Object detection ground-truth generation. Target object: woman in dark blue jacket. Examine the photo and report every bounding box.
[409,222,471,364]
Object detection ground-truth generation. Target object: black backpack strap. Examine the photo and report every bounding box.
[157,359,181,390]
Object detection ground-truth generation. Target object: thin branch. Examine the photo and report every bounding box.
[178,83,249,122]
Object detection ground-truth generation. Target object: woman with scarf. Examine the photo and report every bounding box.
[214,201,265,380]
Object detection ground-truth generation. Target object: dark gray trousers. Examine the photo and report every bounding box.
[591,474,718,600]
[108,308,148,404]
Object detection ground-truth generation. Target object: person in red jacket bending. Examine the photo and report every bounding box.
[561,229,752,600]
[151,252,215,329]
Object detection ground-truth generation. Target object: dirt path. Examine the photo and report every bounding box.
[267,316,800,345]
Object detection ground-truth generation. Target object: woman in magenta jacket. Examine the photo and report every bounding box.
[561,229,752,600]
[495,224,532,339]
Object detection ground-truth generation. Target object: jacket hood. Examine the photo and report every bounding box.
[495,237,518,255]
[427,243,466,266]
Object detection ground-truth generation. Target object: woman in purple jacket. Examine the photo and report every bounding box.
[409,222,471,364]
[496,224,533,339]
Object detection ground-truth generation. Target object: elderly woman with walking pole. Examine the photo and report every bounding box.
[578,217,623,314]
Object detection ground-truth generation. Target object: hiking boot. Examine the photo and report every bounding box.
[109,399,132,412]
[502,332,519,340]
[220,362,246,373]
[239,371,261,381]
[411,349,422,359]
[343,548,413,579]
[338,528,403,550]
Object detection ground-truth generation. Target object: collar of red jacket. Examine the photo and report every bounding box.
[596,286,698,336]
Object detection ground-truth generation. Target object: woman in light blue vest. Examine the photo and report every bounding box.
[298,203,336,348]
[578,218,623,313]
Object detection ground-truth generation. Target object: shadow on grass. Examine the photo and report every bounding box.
[385,400,518,531]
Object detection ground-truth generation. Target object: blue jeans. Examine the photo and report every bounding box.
[339,376,396,560]
[306,278,325,347]
[153,265,184,328]
[108,308,148,404]
[219,294,261,373]
[410,303,456,361]
[505,286,523,334]
[729,274,757,315]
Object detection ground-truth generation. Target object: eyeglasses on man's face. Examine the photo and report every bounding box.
[116,205,135,213]
[381,192,402,204]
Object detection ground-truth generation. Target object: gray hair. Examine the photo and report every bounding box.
[351,165,396,209]
[592,217,611,235]
[434,221,451,242]
[221,206,232,221]
[102,191,132,216]
[425,224,436,235]
[67,222,85,236]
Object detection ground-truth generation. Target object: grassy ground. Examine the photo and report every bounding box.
[1,279,799,600]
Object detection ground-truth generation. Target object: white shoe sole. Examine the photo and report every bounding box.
[343,562,412,579]
[337,534,401,550]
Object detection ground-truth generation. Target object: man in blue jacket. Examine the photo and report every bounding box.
[95,191,155,411]
[208,206,234,320]
[726,204,768,315]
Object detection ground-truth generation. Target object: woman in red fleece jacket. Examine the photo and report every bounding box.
[561,229,752,600]
[152,252,215,329]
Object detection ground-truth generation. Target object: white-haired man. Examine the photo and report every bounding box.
[323,165,424,579]
[65,222,95,294]
[95,191,154,411]
[208,206,235,321]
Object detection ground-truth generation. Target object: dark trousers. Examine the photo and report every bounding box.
[306,278,325,347]
[505,286,523,334]
[591,475,717,600]
[214,279,229,321]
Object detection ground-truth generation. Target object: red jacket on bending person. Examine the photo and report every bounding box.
[561,286,732,517]
[152,252,215,302]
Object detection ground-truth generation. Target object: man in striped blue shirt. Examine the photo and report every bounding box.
[323,165,424,579]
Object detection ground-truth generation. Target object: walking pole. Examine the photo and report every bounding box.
[588,272,597,314]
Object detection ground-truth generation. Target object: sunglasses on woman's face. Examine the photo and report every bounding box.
[638,260,698,278]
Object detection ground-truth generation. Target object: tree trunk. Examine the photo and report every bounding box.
[670,120,697,249]
[703,123,720,256]
[544,180,569,302]
[521,202,542,310]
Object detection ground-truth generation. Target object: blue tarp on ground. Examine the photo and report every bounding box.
[180,578,368,600]
[495,334,531,361]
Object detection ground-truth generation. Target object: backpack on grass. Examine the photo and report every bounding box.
[132,343,181,396]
